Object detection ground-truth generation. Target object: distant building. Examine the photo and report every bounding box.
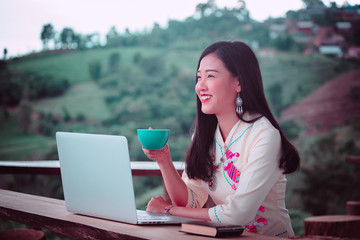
[319,45,343,57]
[340,5,360,21]
[336,21,352,30]
[297,21,316,36]
[312,26,346,57]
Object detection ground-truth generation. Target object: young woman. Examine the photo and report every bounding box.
[142,41,300,238]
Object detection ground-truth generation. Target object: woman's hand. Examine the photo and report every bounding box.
[142,144,171,165]
[146,196,211,221]
[146,196,171,214]
[141,127,171,165]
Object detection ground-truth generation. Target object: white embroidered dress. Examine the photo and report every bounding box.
[182,114,294,238]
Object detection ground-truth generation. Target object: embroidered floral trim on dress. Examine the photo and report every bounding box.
[213,124,253,190]
[214,206,222,223]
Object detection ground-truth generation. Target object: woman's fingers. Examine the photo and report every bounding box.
[146,196,168,213]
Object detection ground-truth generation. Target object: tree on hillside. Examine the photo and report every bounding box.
[17,99,33,134]
[0,60,22,107]
[40,23,55,50]
[286,10,299,22]
[106,26,122,47]
[86,33,100,48]
[196,0,217,17]
[109,53,121,73]
[3,48,7,60]
[88,60,102,81]
[232,0,250,22]
[302,0,325,8]
[60,27,76,49]
[196,3,207,17]
[107,26,119,39]
[297,128,360,215]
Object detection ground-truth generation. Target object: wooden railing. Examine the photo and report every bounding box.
[0,160,185,176]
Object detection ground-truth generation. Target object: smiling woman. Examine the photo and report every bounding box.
[140,41,300,238]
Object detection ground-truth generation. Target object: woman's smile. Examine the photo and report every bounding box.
[200,94,212,103]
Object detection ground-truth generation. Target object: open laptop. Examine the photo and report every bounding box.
[56,131,198,225]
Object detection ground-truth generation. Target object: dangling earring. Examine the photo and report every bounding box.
[236,93,243,114]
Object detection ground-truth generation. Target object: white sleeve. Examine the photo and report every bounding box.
[208,126,282,225]
[181,170,209,208]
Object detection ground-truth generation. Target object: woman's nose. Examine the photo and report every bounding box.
[196,79,206,91]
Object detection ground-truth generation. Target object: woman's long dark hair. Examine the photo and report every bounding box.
[185,41,300,181]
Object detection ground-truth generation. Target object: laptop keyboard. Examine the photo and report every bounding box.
[137,213,169,221]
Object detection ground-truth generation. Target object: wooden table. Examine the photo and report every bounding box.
[0,160,185,176]
[0,189,283,240]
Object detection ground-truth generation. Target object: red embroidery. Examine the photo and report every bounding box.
[245,206,268,233]
[222,149,241,187]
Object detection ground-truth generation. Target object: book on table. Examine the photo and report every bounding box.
[180,221,245,237]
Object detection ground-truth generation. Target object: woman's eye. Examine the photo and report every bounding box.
[208,74,214,78]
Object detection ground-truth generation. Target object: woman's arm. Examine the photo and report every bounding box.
[146,195,211,221]
[142,145,188,206]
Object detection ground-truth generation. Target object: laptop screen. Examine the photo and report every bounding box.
[56,132,138,224]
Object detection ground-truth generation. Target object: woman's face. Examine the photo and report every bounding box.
[195,53,240,117]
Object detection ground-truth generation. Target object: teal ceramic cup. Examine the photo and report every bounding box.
[137,129,170,150]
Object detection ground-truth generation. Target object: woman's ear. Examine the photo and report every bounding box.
[236,78,241,93]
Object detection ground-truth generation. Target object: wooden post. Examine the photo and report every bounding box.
[347,201,360,215]
[304,215,360,238]
[345,155,360,165]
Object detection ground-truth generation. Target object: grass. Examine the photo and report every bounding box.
[33,81,113,121]
[0,116,54,160]
[9,47,197,84]
[10,47,359,121]
[7,46,201,123]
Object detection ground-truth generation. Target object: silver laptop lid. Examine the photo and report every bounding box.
[56,132,138,224]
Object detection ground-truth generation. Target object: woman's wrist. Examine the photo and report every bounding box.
[155,145,172,165]
[157,155,173,168]
[164,205,175,216]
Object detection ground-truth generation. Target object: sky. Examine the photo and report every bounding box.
[0,0,358,57]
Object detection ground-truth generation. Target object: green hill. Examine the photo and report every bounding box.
[1,10,359,185]
[4,45,358,161]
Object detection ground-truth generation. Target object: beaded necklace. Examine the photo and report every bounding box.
[212,124,254,190]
